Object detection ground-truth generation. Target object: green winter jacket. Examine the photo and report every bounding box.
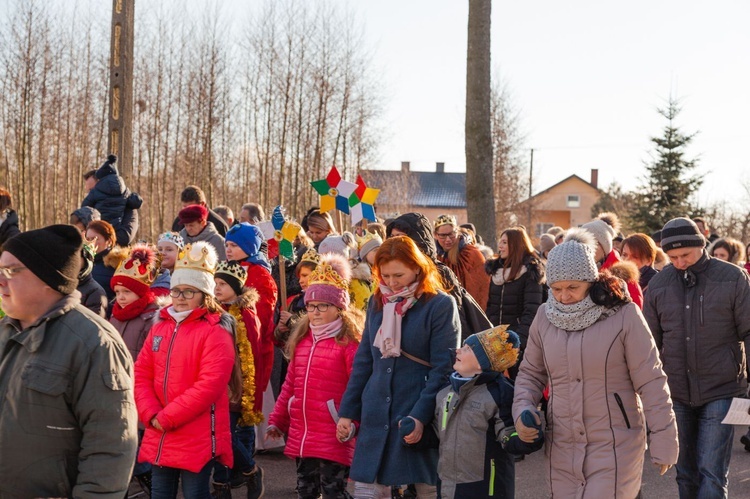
[0,293,138,498]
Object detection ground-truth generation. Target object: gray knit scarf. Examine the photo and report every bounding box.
[545,294,606,331]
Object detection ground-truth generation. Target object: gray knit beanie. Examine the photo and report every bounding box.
[581,219,616,256]
[660,217,705,253]
[546,228,599,284]
[319,232,357,259]
[539,233,556,255]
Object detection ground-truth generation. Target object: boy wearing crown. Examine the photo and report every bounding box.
[435,326,542,498]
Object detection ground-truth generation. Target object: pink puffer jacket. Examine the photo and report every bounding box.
[134,307,236,472]
[513,302,678,498]
[269,330,359,466]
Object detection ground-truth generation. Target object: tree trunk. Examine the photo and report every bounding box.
[465,0,496,248]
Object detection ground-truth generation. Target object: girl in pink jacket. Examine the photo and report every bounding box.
[134,242,236,498]
[266,253,363,498]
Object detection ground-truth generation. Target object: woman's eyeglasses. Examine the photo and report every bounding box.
[170,288,199,299]
[305,303,331,313]
[435,230,457,240]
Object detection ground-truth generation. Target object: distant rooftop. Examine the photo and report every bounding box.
[361,162,466,208]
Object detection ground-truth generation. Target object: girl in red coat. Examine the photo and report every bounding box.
[134,242,236,499]
[212,260,265,498]
[266,253,363,499]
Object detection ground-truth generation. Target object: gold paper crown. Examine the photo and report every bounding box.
[175,242,218,274]
[300,248,321,265]
[307,261,348,291]
[475,324,520,373]
[215,260,248,284]
[356,230,382,250]
[434,214,457,230]
[114,244,157,285]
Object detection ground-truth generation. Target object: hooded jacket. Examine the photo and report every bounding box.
[0,293,137,498]
[484,255,546,349]
[180,221,227,260]
[134,307,235,472]
[513,303,678,498]
[601,251,643,309]
[0,209,21,249]
[81,171,142,233]
[269,318,359,466]
[644,252,750,406]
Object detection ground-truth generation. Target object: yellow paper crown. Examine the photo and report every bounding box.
[113,244,157,285]
[476,324,520,373]
[356,230,381,250]
[300,248,321,265]
[215,260,248,284]
[434,214,457,230]
[307,261,348,291]
[175,242,218,274]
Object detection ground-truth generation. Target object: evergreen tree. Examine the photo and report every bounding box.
[629,98,703,233]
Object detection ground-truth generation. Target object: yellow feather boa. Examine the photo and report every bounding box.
[229,305,264,426]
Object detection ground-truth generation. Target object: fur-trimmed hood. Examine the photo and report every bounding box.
[605,260,640,284]
[103,245,129,270]
[484,254,546,285]
[235,286,260,310]
[350,259,372,282]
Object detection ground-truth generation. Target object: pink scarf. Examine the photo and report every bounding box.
[310,317,344,341]
[373,281,420,358]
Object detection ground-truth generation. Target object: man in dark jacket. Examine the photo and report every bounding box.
[0,225,137,497]
[644,217,750,499]
[171,185,229,236]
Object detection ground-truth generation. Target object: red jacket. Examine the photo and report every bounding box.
[134,307,236,472]
[225,303,270,414]
[269,330,359,466]
[241,262,277,385]
[601,251,644,309]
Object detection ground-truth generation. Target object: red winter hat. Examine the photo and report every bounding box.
[179,204,209,224]
[110,244,157,297]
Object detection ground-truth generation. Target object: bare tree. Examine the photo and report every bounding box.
[465,0,497,248]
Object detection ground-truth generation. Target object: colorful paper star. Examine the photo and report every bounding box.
[310,166,358,214]
[348,174,380,224]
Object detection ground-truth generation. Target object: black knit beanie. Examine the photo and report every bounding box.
[4,224,83,295]
[660,217,705,253]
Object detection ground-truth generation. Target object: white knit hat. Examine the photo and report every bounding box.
[319,232,357,259]
[171,242,218,297]
[581,219,616,256]
[546,228,599,284]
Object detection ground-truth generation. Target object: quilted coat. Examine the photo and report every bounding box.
[134,307,236,472]
[513,303,678,498]
[268,326,359,466]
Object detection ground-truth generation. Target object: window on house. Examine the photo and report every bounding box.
[536,223,553,237]
[567,195,581,208]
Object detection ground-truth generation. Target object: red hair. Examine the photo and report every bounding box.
[372,236,444,308]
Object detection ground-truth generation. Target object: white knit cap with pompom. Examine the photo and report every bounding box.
[318,231,358,259]
[546,228,599,284]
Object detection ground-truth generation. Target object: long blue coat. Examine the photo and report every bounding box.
[339,290,459,485]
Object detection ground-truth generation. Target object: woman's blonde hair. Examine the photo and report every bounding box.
[284,307,364,360]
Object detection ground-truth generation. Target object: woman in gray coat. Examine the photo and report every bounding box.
[337,236,459,498]
[513,229,678,499]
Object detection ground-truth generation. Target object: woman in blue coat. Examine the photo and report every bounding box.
[337,236,460,498]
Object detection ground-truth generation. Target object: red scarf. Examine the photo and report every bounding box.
[111,292,155,322]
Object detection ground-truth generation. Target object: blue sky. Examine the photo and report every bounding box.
[328,0,750,206]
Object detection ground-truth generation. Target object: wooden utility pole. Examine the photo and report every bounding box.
[108,0,135,180]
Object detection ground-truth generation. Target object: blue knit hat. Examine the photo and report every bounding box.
[225,222,271,272]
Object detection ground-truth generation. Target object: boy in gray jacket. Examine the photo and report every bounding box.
[434,325,542,499]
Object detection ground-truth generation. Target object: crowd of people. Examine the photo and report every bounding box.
[0,156,749,499]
